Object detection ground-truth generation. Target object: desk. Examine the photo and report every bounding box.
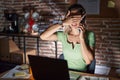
[0,33,40,63]
[0,69,119,80]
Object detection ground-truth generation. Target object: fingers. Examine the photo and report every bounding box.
[81,14,86,20]
[72,17,80,22]
[63,16,73,25]
[78,25,85,32]
[65,11,71,18]
[69,14,80,18]
[64,15,81,26]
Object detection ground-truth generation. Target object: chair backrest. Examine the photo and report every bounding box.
[87,59,96,74]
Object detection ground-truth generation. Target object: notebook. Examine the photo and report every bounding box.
[28,55,71,80]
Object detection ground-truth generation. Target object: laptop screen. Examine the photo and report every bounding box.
[28,55,70,80]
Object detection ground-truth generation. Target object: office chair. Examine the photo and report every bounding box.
[59,54,96,74]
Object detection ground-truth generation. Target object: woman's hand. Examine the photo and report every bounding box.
[78,25,86,41]
[63,16,81,26]
[62,16,73,26]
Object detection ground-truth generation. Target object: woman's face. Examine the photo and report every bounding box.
[66,10,82,29]
[70,15,82,29]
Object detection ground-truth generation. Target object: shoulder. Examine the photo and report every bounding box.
[86,30,95,37]
[57,31,64,35]
[85,30,96,47]
[57,31,66,39]
[57,31,65,37]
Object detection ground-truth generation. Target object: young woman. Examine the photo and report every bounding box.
[40,4,96,72]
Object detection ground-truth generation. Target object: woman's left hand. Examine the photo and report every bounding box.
[78,24,86,41]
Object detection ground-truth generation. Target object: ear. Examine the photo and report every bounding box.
[65,10,70,18]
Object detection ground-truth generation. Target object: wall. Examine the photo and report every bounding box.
[87,18,120,68]
[115,0,120,17]
[0,0,120,68]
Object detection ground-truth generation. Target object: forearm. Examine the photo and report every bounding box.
[80,39,94,64]
[40,23,62,40]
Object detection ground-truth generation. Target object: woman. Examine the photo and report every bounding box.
[40,4,95,72]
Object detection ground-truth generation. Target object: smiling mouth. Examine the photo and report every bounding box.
[71,23,79,28]
[71,24,77,26]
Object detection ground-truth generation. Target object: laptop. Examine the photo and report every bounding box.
[28,55,70,80]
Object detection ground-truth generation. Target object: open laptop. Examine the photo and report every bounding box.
[28,55,71,80]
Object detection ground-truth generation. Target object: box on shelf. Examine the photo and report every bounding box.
[10,49,36,64]
[9,39,20,53]
[0,37,37,64]
[0,37,10,61]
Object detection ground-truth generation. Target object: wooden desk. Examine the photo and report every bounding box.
[0,68,34,80]
[0,69,119,80]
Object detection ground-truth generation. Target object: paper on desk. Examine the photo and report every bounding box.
[78,76,109,80]
[95,65,111,75]
[69,71,80,80]
[1,65,31,79]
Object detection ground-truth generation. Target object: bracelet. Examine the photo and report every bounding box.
[59,20,63,27]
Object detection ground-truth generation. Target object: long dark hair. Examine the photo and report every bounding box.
[68,4,86,16]
[67,4,86,27]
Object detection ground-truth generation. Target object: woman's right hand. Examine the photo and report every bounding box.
[63,15,82,27]
[62,16,73,26]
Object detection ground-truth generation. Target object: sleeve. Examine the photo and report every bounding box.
[88,31,95,47]
[57,31,64,42]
